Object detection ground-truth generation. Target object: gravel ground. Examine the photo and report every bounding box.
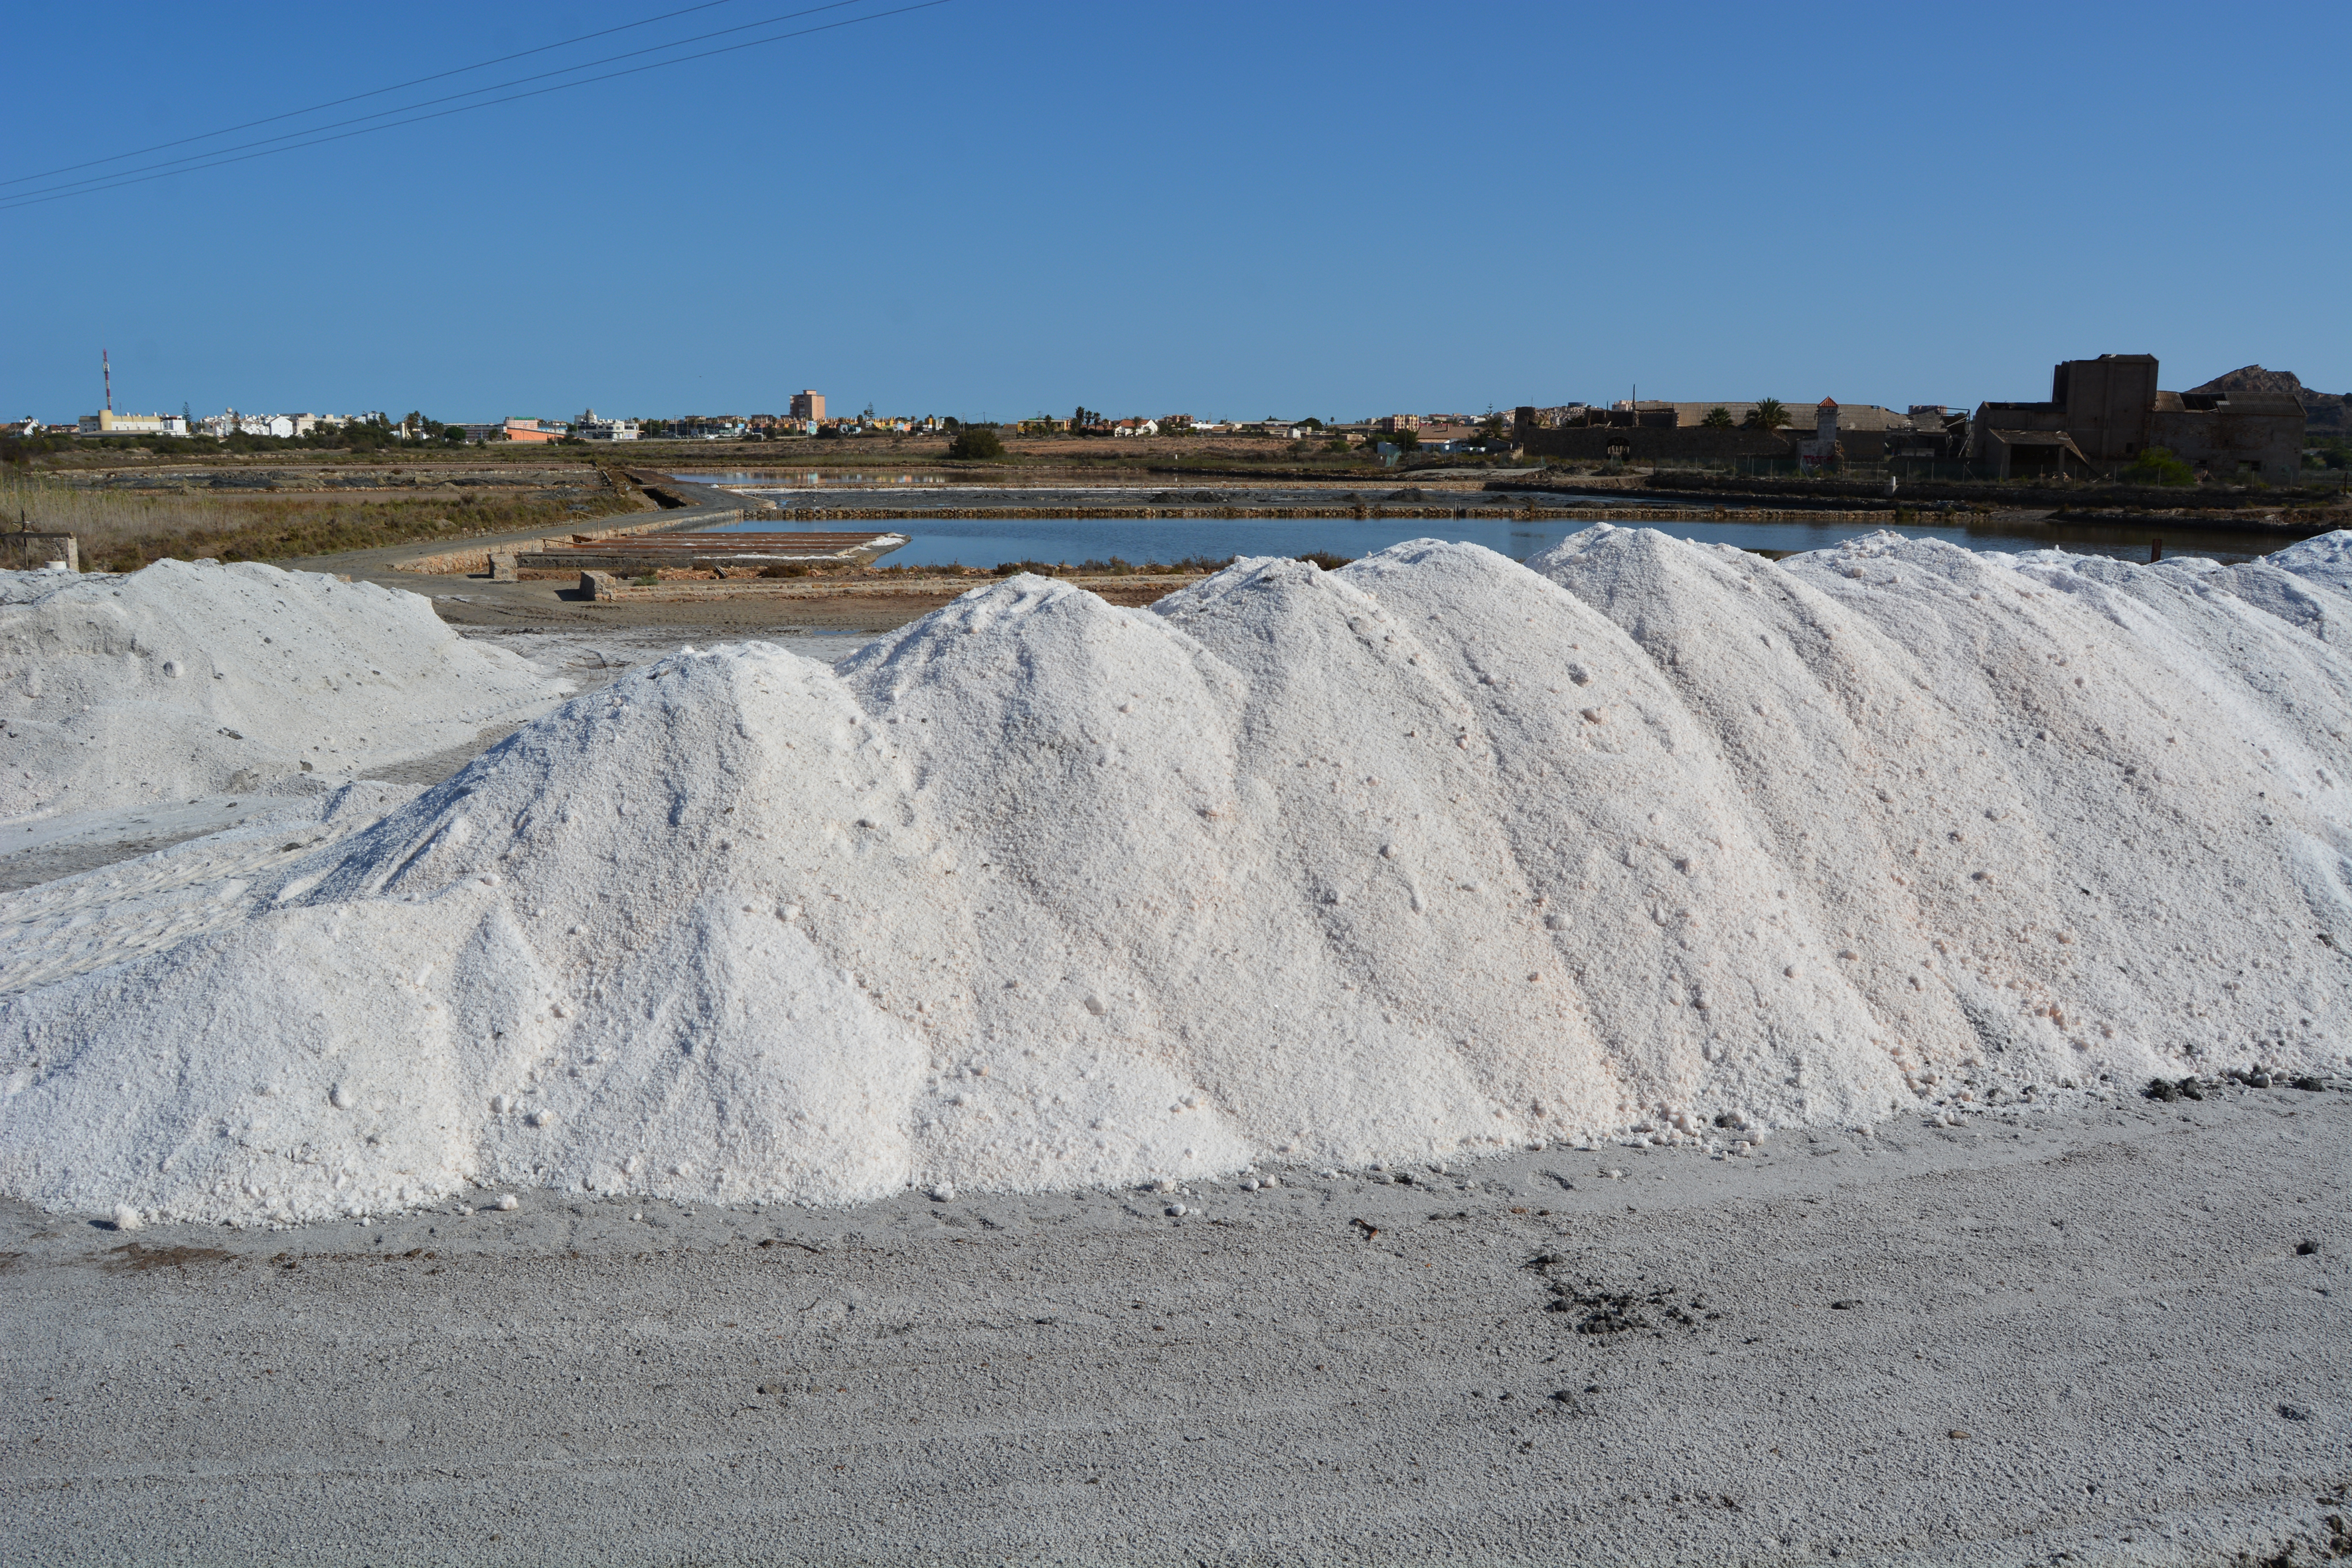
[4,1089,2345,1565]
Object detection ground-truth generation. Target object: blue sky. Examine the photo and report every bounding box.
[3,1,2345,424]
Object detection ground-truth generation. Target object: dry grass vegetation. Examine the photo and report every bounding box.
[0,469,644,573]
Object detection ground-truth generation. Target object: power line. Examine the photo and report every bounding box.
[0,0,749,191]
[1,0,948,212]
[6,0,883,208]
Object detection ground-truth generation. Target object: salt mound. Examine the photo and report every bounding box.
[2266,531,2352,595]
[7,534,2352,1225]
[1,559,569,823]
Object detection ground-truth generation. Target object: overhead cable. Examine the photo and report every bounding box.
[0,0,749,191]
[4,0,886,207]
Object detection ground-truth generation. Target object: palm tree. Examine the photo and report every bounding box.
[1701,406,1734,429]
[1744,398,1788,431]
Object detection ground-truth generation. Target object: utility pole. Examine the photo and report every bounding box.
[103,349,112,413]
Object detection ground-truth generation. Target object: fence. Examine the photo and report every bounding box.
[3,530,78,571]
[1729,456,2010,483]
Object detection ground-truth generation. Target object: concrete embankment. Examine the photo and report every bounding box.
[389,470,782,576]
[576,570,1193,603]
[526,532,907,574]
[1522,470,2352,535]
[1629,469,2343,514]
[720,500,1904,524]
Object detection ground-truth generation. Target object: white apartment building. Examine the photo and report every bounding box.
[575,408,639,441]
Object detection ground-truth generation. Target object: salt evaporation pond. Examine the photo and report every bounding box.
[705,508,2284,570]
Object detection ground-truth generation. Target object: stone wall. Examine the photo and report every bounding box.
[1516,427,1795,463]
[2152,402,2306,485]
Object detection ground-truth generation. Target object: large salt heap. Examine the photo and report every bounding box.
[1,558,568,822]
[1532,526,2352,1093]
[5,532,2351,1225]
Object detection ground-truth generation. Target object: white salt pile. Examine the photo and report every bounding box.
[6,528,2352,1225]
[1,780,421,996]
[1,558,568,823]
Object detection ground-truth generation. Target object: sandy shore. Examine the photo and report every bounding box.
[4,1087,2344,1565]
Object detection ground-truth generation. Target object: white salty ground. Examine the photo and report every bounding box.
[1,1085,2344,1566]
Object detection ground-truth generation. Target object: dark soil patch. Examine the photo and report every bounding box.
[104,1242,236,1273]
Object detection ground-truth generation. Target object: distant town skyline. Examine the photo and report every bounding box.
[3,2,2345,419]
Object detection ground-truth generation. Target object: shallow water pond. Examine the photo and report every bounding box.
[705,509,2280,570]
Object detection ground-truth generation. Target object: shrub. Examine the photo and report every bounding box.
[1295,550,1354,570]
[2123,446,2195,487]
[947,426,1006,461]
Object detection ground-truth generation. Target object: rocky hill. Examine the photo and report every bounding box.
[2190,364,2347,435]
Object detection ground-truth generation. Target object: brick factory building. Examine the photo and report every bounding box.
[1972,354,2305,482]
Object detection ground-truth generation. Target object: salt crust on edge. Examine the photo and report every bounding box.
[5,528,2351,1223]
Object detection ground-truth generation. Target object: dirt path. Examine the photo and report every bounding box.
[5,1091,2345,1565]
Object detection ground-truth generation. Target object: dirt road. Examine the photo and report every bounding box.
[5,1091,2345,1565]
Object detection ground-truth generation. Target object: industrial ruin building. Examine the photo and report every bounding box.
[1508,398,1917,465]
[1972,354,2304,482]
